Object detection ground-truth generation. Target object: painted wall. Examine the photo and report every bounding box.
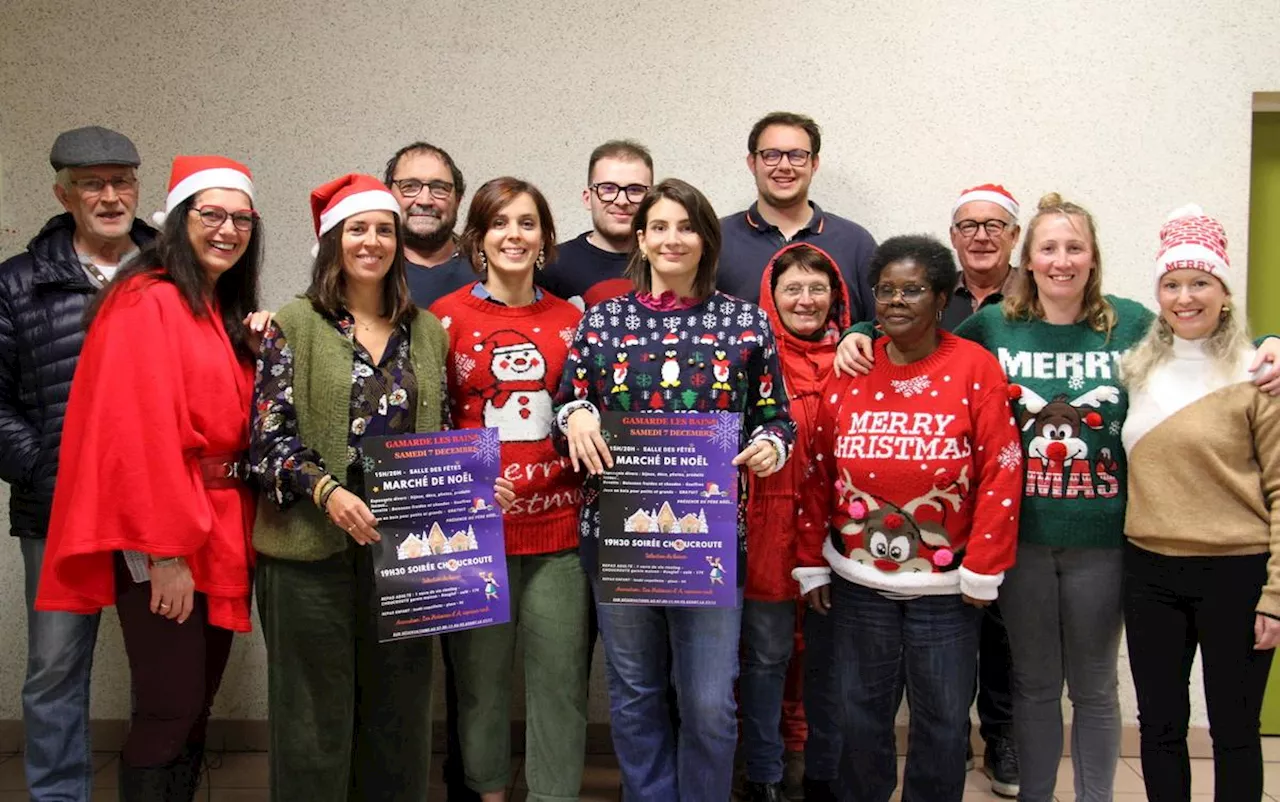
[2,0,1278,727]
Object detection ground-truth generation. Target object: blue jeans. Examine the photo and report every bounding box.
[595,589,742,802]
[804,604,843,782]
[20,537,101,802]
[830,577,979,802]
[740,599,795,783]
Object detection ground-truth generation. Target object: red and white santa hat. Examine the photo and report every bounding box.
[952,183,1019,220]
[473,329,533,355]
[153,155,254,226]
[310,173,401,239]
[1155,204,1230,291]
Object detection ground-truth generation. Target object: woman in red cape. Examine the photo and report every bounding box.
[741,243,850,802]
[36,155,268,800]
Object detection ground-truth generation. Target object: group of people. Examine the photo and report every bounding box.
[0,112,1277,802]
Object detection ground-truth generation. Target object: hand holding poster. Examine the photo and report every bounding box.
[597,411,741,607]
[363,428,509,642]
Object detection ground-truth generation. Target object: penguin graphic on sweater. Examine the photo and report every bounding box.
[756,373,776,406]
[659,332,682,388]
[612,353,629,393]
[572,366,590,400]
[711,350,732,391]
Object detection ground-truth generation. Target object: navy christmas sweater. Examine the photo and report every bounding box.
[553,291,796,585]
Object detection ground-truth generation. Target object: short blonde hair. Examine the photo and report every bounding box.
[1002,192,1116,340]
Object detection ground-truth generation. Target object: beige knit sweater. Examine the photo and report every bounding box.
[1122,338,1280,616]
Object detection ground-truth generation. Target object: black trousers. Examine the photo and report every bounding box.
[114,555,234,768]
[973,599,1015,743]
[1124,542,1274,802]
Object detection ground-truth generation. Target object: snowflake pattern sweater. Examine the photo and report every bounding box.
[430,284,584,555]
[552,291,796,585]
[794,333,1023,599]
[952,296,1154,549]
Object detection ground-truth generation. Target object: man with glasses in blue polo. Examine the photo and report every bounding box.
[540,139,653,308]
[384,141,474,308]
[718,111,877,323]
[0,125,154,801]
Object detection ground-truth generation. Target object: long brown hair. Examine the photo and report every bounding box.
[624,178,721,300]
[1003,192,1115,338]
[305,213,417,326]
[85,193,262,362]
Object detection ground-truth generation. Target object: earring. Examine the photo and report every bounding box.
[479,251,489,272]
[1221,303,1231,319]
[536,249,545,270]
[1157,316,1173,343]
[936,309,944,322]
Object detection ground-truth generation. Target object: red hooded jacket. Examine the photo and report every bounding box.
[746,243,852,601]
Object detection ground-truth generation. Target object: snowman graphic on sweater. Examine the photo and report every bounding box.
[474,330,553,442]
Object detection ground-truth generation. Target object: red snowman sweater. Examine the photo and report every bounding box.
[431,285,585,555]
[794,332,1022,600]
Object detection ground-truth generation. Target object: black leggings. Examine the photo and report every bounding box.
[1123,543,1275,802]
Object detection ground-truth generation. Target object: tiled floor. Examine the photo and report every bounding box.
[0,749,1278,800]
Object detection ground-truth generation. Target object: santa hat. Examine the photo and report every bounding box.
[953,183,1019,220]
[310,173,401,239]
[152,155,254,226]
[473,329,533,355]
[1155,204,1230,291]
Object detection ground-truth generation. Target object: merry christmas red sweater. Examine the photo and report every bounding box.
[793,333,1022,600]
[430,285,585,555]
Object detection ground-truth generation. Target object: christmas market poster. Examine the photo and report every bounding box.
[364,428,509,642]
[597,411,741,608]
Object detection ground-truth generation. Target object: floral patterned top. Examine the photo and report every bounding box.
[251,311,447,507]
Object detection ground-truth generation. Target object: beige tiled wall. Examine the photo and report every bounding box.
[2,0,1277,725]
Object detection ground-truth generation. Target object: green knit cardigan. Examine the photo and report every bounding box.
[253,298,447,561]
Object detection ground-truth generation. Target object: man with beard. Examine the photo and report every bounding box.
[540,140,652,308]
[384,142,473,308]
[718,112,876,323]
[0,126,154,801]
[386,141,475,801]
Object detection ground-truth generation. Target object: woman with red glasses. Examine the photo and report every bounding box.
[38,155,269,800]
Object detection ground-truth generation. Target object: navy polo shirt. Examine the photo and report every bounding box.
[406,251,477,309]
[717,201,877,322]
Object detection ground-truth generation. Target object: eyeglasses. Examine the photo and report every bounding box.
[69,176,138,195]
[191,205,258,232]
[953,218,1010,238]
[590,183,649,203]
[872,284,929,303]
[754,149,812,167]
[778,283,831,300]
[390,179,454,200]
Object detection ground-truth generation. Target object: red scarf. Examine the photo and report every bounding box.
[485,379,547,407]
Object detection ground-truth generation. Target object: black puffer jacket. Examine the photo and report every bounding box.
[0,213,155,538]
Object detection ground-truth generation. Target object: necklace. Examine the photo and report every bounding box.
[352,317,386,332]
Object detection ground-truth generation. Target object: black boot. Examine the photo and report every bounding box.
[118,756,180,802]
[802,776,838,802]
[743,780,785,802]
[174,744,206,801]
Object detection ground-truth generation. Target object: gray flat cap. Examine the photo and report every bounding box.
[49,126,140,171]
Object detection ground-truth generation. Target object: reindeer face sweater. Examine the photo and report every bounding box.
[951,296,1154,549]
[430,284,585,555]
[794,333,1023,600]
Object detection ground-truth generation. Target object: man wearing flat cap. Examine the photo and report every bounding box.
[0,126,154,801]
